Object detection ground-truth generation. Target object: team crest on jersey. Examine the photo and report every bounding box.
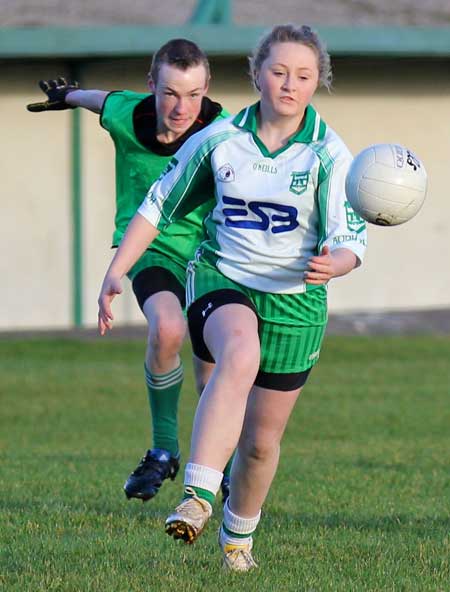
[216,163,235,183]
[289,171,309,195]
[345,201,366,233]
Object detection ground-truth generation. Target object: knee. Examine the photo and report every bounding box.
[217,336,260,378]
[148,315,186,355]
[240,434,279,464]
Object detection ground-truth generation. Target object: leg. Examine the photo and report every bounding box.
[144,291,186,376]
[219,384,302,571]
[131,259,188,451]
[230,384,302,516]
[219,299,322,570]
[189,303,260,470]
[224,288,323,517]
[165,302,260,542]
[143,291,187,454]
[192,353,233,502]
[124,260,187,501]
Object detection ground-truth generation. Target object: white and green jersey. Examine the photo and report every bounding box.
[138,102,367,294]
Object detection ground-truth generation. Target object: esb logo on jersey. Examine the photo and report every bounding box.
[222,195,299,234]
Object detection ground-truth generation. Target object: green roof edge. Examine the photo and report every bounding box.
[1,25,450,58]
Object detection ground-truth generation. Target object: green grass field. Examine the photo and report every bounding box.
[1,335,449,591]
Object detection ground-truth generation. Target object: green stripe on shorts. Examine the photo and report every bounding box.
[187,256,327,374]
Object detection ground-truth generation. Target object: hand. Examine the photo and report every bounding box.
[304,245,335,285]
[27,77,80,112]
[97,275,123,336]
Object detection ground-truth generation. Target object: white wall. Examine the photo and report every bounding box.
[2,63,72,329]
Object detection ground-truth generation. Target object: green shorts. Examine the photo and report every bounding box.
[126,249,187,311]
[186,257,328,374]
[127,249,187,285]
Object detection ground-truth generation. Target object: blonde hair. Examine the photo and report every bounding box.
[249,24,332,91]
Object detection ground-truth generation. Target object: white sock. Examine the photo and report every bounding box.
[219,525,253,549]
[221,498,261,546]
[184,462,223,495]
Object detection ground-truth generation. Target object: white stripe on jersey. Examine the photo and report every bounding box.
[236,106,250,128]
[312,112,321,142]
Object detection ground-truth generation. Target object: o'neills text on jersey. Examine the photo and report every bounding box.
[252,162,278,174]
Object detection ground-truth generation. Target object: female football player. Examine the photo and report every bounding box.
[98,24,367,571]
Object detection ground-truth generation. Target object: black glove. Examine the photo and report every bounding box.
[27,77,80,112]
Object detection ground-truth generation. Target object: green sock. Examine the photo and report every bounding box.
[183,485,216,506]
[145,363,183,456]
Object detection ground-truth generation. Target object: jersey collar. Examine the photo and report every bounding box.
[133,95,223,156]
[232,102,326,144]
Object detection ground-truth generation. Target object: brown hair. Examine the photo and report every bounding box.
[149,38,210,84]
[249,24,332,90]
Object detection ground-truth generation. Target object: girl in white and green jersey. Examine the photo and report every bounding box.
[98,24,367,571]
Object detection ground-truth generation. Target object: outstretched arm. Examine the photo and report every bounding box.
[98,214,160,335]
[27,77,108,114]
[65,89,109,114]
